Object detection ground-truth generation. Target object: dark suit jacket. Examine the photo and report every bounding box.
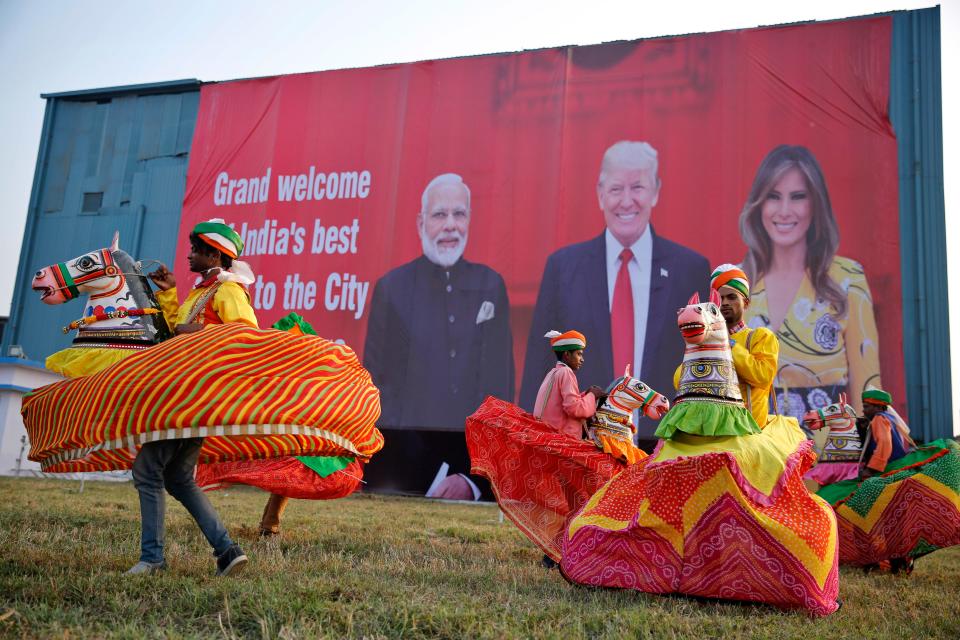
[363,255,514,430]
[519,229,709,437]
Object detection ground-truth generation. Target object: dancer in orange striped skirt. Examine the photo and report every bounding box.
[26,221,385,576]
[127,219,257,576]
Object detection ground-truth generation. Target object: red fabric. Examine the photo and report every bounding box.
[611,248,634,377]
[195,458,363,500]
[466,396,625,561]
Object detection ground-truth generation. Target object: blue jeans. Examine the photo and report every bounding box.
[131,438,233,563]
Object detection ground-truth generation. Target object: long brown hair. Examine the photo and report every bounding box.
[739,145,847,317]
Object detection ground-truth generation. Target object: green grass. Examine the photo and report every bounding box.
[1,477,958,639]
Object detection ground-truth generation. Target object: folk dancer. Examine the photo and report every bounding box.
[673,264,779,427]
[127,219,256,576]
[534,330,606,437]
[860,388,915,479]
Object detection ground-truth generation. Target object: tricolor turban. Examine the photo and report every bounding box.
[193,219,244,259]
[710,263,750,299]
[862,388,893,406]
[544,330,586,352]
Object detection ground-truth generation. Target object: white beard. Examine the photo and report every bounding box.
[421,229,467,268]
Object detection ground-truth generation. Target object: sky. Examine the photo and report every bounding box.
[0,0,957,420]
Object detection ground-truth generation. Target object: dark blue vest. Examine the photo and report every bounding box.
[863,409,911,467]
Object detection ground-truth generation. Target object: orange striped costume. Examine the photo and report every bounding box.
[22,323,383,473]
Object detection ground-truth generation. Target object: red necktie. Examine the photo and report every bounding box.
[611,248,634,378]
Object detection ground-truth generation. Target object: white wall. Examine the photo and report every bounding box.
[0,358,62,475]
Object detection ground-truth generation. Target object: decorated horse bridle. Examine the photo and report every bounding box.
[40,254,162,302]
[811,404,854,430]
[47,252,167,334]
[606,379,659,414]
[47,249,124,301]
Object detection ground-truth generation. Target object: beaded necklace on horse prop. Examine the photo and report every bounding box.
[31,232,172,377]
[561,290,841,617]
[803,397,960,568]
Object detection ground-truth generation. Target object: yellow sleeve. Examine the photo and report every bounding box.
[673,364,682,391]
[210,282,259,328]
[155,287,181,331]
[843,265,882,413]
[731,328,778,388]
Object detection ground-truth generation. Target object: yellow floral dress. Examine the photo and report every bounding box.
[744,256,881,417]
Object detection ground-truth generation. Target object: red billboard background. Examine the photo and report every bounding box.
[178,16,903,432]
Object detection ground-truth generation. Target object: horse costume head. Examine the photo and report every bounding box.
[677,289,728,346]
[653,290,762,439]
[585,364,668,464]
[601,364,670,420]
[674,290,743,405]
[802,393,864,463]
[31,231,171,345]
[802,393,857,433]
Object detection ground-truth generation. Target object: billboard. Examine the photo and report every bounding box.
[177,16,901,494]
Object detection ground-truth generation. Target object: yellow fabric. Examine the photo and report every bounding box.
[45,347,135,378]
[156,282,258,330]
[744,256,881,414]
[652,416,807,498]
[671,326,776,427]
[731,326,778,427]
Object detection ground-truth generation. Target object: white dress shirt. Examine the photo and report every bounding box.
[605,226,652,377]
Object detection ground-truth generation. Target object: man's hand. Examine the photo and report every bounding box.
[148,264,176,291]
[175,323,203,335]
[587,386,608,408]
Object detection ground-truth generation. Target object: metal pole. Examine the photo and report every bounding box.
[15,435,26,476]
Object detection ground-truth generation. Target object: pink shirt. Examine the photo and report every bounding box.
[533,362,598,439]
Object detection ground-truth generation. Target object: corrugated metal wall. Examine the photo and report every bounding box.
[891,8,953,440]
[2,82,200,363]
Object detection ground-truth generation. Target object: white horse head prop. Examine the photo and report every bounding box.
[602,364,671,420]
[802,393,863,462]
[585,364,670,464]
[31,231,171,345]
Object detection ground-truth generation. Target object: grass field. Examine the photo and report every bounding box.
[1,477,958,639]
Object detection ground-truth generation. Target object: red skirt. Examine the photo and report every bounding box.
[466,397,625,560]
[195,457,363,500]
